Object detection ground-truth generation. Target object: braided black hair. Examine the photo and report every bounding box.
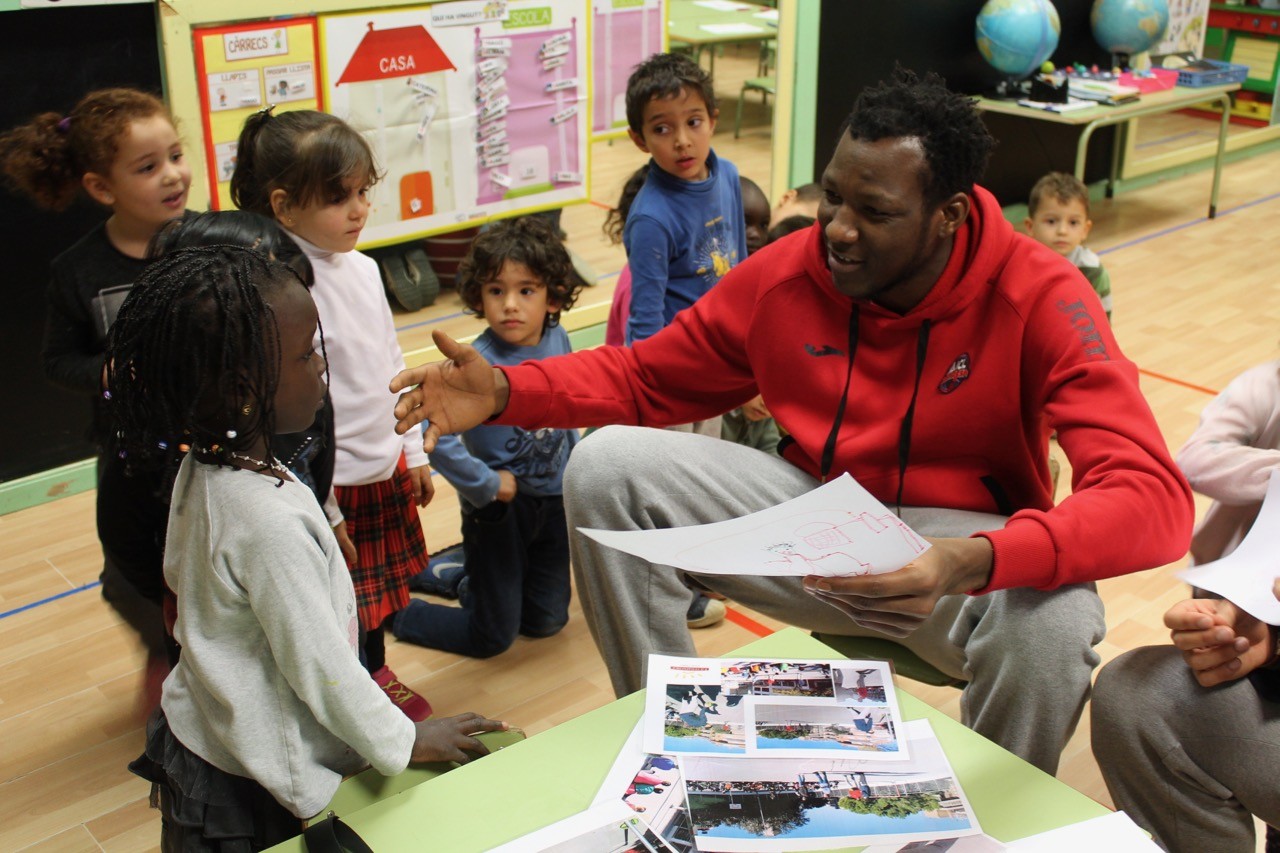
[149,210,316,289]
[106,245,304,473]
[842,68,994,204]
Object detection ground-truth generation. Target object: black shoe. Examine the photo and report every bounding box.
[687,593,726,629]
[407,546,466,598]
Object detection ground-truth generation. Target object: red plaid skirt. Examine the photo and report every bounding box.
[335,455,428,630]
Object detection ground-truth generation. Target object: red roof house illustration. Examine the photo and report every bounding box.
[336,22,456,85]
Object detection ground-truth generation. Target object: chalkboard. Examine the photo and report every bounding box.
[0,4,161,482]
[811,1,1116,205]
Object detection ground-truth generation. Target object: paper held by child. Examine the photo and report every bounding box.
[1179,469,1280,625]
[578,473,931,577]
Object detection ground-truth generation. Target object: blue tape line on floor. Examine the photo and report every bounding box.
[0,580,102,620]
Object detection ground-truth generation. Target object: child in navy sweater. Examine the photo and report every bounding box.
[393,218,585,657]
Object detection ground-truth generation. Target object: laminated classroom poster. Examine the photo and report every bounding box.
[643,655,909,759]
[590,0,665,138]
[192,17,323,210]
[680,719,983,852]
[318,0,588,246]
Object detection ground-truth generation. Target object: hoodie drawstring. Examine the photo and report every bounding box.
[894,320,931,514]
[819,305,860,483]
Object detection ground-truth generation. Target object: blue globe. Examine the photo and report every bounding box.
[1091,0,1170,56]
[976,0,1062,79]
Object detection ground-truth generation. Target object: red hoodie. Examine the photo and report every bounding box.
[497,186,1193,592]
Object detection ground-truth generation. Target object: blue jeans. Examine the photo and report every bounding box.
[392,493,570,658]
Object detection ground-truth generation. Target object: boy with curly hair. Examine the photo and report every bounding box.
[393,217,584,658]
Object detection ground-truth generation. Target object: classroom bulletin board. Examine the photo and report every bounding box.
[160,0,590,247]
[590,0,665,139]
[320,0,588,244]
[193,18,323,211]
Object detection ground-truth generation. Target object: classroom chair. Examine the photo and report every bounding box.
[811,632,968,689]
[735,75,776,138]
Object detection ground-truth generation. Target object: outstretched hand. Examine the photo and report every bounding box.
[1165,591,1275,688]
[410,712,508,765]
[802,536,993,638]
[390,330,506,453]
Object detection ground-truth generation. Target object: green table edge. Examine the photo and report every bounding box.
[267,627,1108,851]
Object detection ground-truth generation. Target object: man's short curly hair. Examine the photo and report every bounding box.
[842,68,994,204]
[456,216,582,329]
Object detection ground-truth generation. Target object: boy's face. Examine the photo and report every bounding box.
[772,189,819,223]
[743,187,771,255]
[1024,196,1092,257]
[480,261,559,348]
[628,87,717,182]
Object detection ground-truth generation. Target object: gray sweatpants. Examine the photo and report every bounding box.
[565,426,1105,775]
[1093,645,1280,852]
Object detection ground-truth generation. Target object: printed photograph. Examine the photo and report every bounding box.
[663,684,747,755]
[752,702,900,754]
[594,720,696,850]
[679,721,980,851]
[720,660,835,698]
[619,755,695,850]
[832,664,891,705]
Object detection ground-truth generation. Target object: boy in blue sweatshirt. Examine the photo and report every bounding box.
[622,52,746,629]
[392,218,584,658]
[623,52,747,348]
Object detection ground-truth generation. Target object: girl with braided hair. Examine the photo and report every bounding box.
[110,246,506,849]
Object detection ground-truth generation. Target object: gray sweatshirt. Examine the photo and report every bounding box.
[161,456,415,818]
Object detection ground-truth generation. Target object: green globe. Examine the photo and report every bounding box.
[976,0,1062,79]
[1091,0,1170,56]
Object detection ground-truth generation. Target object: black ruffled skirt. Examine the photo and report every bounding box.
[129,710,302,852]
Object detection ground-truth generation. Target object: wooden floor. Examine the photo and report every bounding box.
[4,46,1280,850]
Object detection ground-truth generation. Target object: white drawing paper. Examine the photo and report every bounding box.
[698,22,766,36]
[580,473,930,578]
[1006,811,1158,850]
[1179,469,1280,624]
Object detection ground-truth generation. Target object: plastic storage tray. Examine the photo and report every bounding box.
[1176,59,1250,87]
[1118,67,1179,92]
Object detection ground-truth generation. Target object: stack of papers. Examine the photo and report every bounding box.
[699,22,765,35]
[1067,77,1141,105]
[1016,98,1096,114]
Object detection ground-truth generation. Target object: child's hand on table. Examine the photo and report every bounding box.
[411,713,508,764]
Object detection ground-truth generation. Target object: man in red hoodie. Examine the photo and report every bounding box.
[391,70,1193,775]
